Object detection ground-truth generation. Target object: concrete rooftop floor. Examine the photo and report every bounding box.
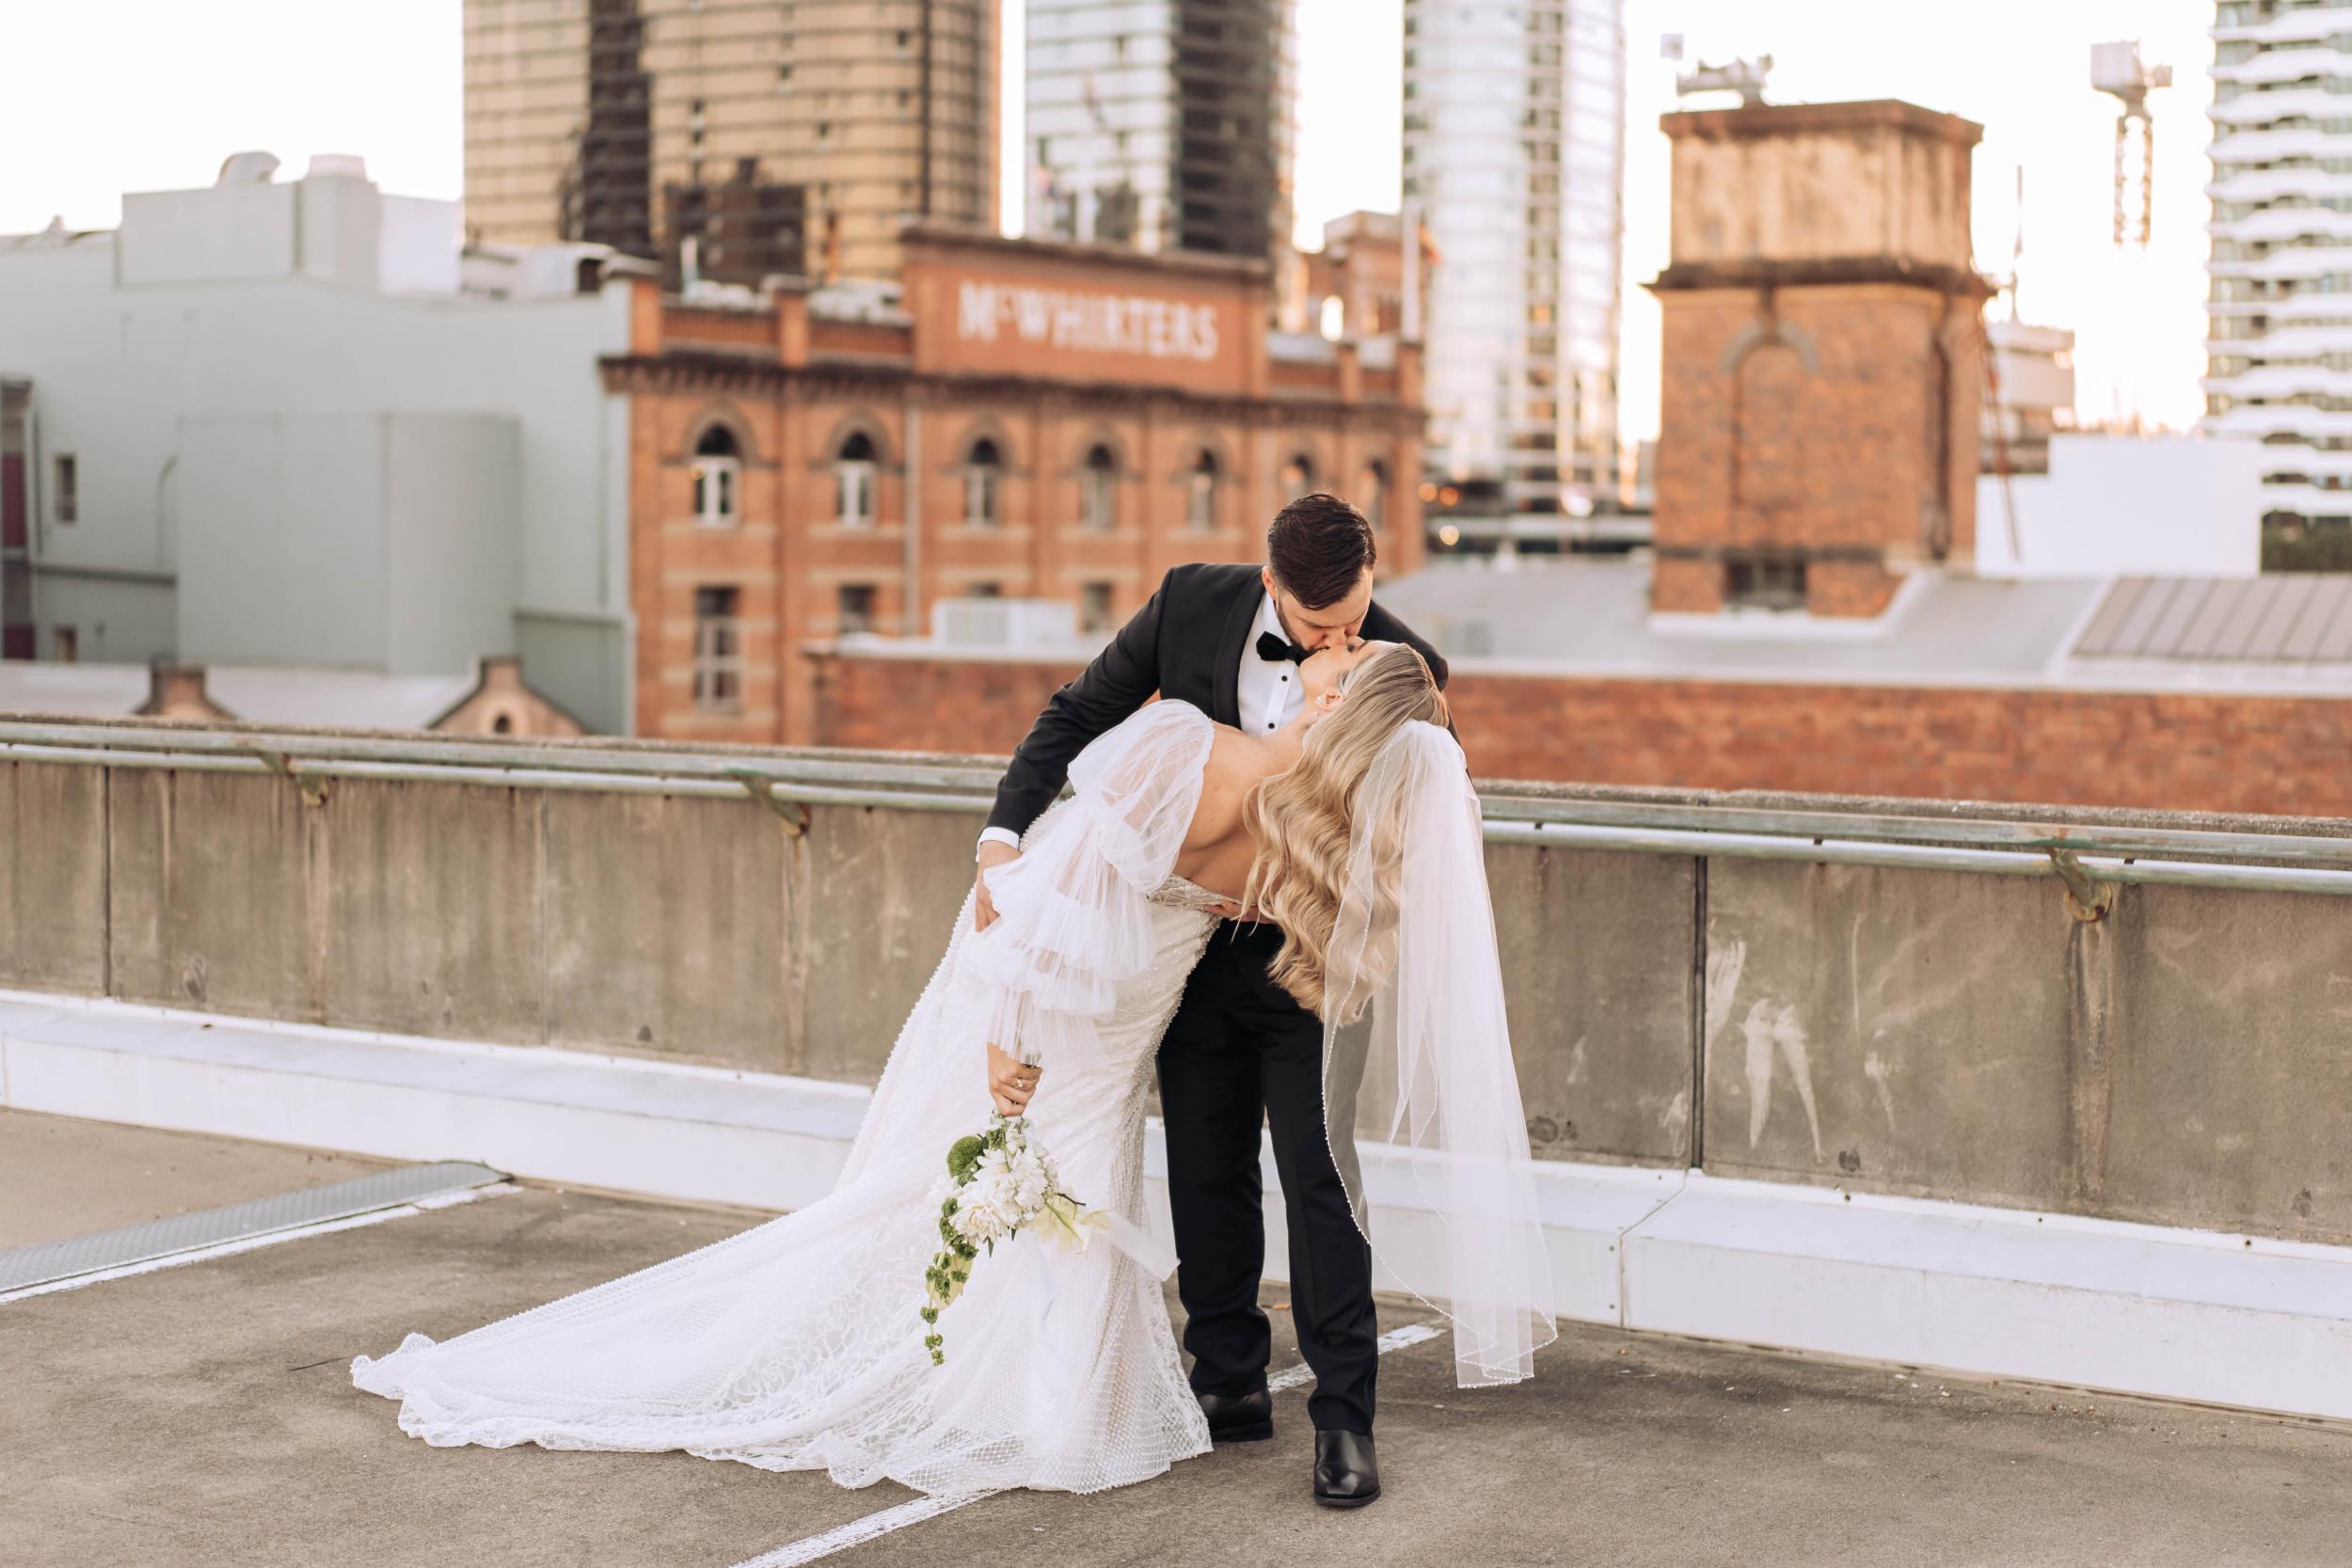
[5,1107,2350,1568]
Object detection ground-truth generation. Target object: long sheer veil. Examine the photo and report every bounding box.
[1321,720,1559,1387]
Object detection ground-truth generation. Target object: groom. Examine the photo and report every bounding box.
[971,492,1448,1510]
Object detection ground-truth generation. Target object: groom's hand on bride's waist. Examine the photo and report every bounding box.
[973,841,1021,931]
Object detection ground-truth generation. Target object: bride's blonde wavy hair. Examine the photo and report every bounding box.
[1240,642,1448,1021]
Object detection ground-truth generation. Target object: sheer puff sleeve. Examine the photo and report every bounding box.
[965,699,1216,1069]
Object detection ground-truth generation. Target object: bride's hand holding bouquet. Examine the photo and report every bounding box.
[915,1042,1108,1366]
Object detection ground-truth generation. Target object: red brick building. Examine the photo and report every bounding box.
[1290,211,1423,340]
[1648,100,1992,620]
[777,101,2352,823]
[599,227,1426,743]
[800,647,2352,819]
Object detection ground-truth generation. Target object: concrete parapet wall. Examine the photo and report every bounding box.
[2,718,2347,1252]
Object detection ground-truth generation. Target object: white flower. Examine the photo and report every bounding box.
[954,1187,1013,1247]
[1033,1191,1111,1254]
[921,1116,1108,1364]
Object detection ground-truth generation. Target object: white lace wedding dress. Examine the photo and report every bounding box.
[351,702,1228,1495]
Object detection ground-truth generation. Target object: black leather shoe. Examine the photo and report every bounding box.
[1312,1430,1380,1509]
[1199,1386,1273,1443]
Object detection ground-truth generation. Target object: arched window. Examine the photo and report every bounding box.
[1360,459,1390,532]
[834,431,878,527]
[1186,449,1218,531]
[691,425,742,526]
[1280,453,1314,498]
[964,437,1001,527]
[1079,443,1117,531]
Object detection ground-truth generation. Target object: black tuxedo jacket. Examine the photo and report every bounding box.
[986,562,1451,839]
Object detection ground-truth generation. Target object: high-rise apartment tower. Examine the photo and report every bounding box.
[464,0,999,287]
[2203,0,2352,528]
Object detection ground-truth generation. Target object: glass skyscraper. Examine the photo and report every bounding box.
[1025,2,1298,295]
[1404,0,1625,523]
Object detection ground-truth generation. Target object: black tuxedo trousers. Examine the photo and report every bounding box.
[1157,917,1378,1435]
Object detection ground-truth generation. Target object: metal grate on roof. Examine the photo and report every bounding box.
[0,1160,506,1296]
[2073,576,2352,663]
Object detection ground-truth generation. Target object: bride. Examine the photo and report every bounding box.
[351,640,1556,1497]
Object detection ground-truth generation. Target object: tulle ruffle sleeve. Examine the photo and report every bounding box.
[965,699,1216,1069]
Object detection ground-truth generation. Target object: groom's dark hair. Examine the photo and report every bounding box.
[1266,493,1377,609]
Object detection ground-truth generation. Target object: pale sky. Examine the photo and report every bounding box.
[2,1,2217,441]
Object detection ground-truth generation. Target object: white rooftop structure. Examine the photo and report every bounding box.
[1978,432,2264,579]
[0,153,645,732]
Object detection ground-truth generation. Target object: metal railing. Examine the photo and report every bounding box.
[7,717,2351,897]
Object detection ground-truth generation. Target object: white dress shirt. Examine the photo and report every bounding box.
[978,589,1299,856]
[1235,587,1308,737]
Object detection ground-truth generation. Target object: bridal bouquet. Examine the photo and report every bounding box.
[918,1105,1107,1365]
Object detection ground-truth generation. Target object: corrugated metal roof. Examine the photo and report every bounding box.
[2074,575,2352,663]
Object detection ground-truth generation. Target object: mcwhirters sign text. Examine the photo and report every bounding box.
[956,281,1221,362]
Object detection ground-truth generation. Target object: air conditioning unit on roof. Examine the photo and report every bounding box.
[932,597,1080,650]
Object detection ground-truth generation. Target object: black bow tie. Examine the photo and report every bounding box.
[1255,630,1309,665]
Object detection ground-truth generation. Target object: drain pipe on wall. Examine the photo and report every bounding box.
[903,400,922,634]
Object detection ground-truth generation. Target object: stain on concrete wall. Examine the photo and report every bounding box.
[0,762,108,993]
[1481,843,1695,1167]
[1702,859,2076,1210]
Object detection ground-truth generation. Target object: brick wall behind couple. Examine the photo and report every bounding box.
[805,651,2352,818]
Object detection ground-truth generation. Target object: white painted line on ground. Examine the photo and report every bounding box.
[0,1182,520,1305]
[1268,1319,1443,1391]
[729,1318,1448,1568]
[729,1493,992,1568]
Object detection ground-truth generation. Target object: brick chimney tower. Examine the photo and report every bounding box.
[1646,100,1992,618]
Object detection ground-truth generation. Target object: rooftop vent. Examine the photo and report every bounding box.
[215,151,281,187]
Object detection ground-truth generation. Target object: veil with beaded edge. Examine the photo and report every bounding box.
[1318,719,1559,1387]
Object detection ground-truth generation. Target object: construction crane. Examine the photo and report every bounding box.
[2092,40,2171,250]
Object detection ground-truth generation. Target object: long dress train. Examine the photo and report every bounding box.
[351,702,1225,1495]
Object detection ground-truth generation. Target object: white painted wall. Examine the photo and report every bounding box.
[0,165,635,728]
[175,413,519,674]
[115,182,301,286]
[1977,432,2265,580]
[386,415,520,675]
[379,197,463,295]
[180,414,389,668]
